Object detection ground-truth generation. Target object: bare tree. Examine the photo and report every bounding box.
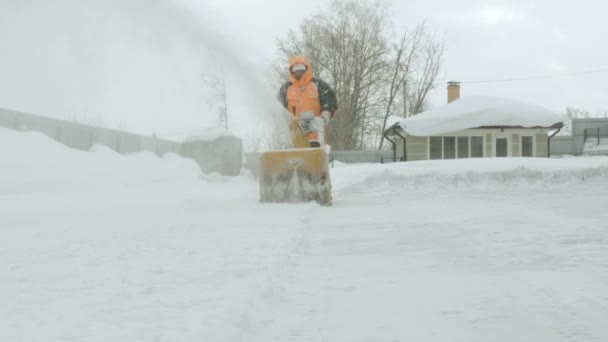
[378,25,425,150]
[201,73,229,129]
[407,35,443,116]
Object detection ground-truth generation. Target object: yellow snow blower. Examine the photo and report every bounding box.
[258,117,332,206]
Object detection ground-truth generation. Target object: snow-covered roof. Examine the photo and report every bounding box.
[385,115,403,132]
[388,96,566,136]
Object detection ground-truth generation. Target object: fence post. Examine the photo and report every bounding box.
[88,131,94,149]
[584,129,587,144]
[598,128,601,145]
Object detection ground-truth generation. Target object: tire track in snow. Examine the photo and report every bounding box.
[226,202,324,342]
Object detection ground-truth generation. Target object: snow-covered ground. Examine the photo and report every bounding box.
[584,137,608,154]
[2,127,608,341]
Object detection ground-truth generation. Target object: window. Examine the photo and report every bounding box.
[430,136,484,159]
[430,137,442,159]
[457,137,469,158]
[471,136,483,158]
[522,136,533,157]
[444,137,456,159]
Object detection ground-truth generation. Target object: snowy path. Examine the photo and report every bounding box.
[0,129,310,341]
[1,178,314,342]
[243,167,608,342]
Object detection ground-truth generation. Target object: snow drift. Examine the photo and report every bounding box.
[334,157,608,195]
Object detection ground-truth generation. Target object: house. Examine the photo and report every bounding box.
[384,82,565,161]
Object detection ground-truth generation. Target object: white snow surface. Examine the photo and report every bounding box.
[584,138,608,152]
[2,126,608,342]
[396,96,566,136]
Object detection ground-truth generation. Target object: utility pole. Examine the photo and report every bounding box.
[222,78,228,130]
[403,81,408,117]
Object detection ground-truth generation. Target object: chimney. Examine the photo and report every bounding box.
[447,81,460,103]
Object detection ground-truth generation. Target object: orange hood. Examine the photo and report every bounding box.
[288,56,313,87]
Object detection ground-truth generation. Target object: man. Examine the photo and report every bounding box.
[277,56,338,147]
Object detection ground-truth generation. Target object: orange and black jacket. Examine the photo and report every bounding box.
[278,78,338,117]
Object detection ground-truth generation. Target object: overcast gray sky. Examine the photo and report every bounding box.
[0,0,606,142]
[202,0,607,112]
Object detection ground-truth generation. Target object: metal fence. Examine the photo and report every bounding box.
[0,107,243,175]
[549,135,575,156]
[583,125,608,145]
[0,107,181,155]
[330,150,394,164]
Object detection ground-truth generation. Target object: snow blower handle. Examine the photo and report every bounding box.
[298,111,316,134]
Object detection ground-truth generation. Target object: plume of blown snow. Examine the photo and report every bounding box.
[0,0,290,144]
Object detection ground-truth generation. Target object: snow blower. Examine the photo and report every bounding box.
[258,115,332,206]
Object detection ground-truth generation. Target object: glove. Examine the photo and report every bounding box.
[299,111,315,120]
[298,111,315,133]
[321,110,331,125]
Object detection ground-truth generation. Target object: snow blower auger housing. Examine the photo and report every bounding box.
[258,118,332,206]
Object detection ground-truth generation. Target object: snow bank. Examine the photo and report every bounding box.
[584,138,608,153]
[0,127,202,195]
[334,157,608,195]
[395,96,565,136]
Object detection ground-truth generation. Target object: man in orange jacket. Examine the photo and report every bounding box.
[277,56,338,147]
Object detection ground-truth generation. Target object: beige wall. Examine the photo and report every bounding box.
[536,133,549,157]
[512,133,521,157]
[406,135,427,161]
[485,133,492,157]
